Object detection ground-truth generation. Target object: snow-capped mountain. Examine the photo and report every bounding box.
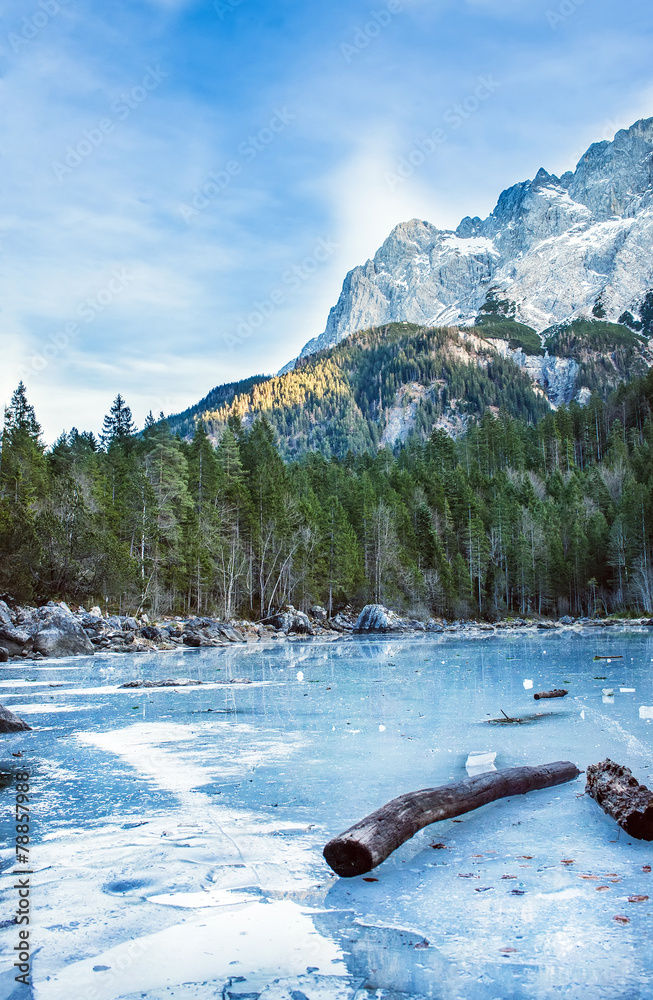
[288,117,653,366]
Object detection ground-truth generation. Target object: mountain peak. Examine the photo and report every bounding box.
[287,116,653,369]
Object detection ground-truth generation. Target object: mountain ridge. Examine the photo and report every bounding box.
[167,317,653,459]
[286,116,653,367]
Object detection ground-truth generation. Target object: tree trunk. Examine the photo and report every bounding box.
[586,758,653,840]
[324,760,580,877]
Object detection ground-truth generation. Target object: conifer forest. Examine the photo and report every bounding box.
[3,356,653,621]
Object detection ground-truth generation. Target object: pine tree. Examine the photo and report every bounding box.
[101,394,136,449]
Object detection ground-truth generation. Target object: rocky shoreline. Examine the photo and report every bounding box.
[1,599,651,664]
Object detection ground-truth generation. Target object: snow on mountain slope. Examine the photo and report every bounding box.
[287,118,653,368]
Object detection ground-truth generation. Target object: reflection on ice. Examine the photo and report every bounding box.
[38,899,348,1000]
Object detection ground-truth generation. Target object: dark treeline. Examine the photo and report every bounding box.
[2,371,653,619]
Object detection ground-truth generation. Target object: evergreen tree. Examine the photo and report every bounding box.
[101,394,136,449]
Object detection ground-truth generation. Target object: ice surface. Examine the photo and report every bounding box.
[2,631,653,999]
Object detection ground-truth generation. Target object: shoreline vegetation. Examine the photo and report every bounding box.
[3,365,653,624]
[1,597,652,664]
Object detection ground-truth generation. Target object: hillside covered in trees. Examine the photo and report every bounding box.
[3,369,653,621]
[167,320,652,460]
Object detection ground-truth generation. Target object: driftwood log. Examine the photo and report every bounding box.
[323,760,580,877]
[586,759,653,840]
[533,689,568,701]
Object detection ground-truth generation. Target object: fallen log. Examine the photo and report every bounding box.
[586,759,653,840]
[533,689,568,701]
[487,711,553,725]
[323,760,580,877]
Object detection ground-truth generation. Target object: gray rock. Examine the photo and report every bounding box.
[30,603,95,657]
[216,624,243,642]
[139,625,163,641]
[183,632,202,647]
[0,625,30,646]
[0,647,8,662]
[355,604,408,633]
[0,600,14,627]
[0,702,31,732]
[425,620,444,633]
[330,612,355,631]
[262,606,314,635]
[559,615,574,625]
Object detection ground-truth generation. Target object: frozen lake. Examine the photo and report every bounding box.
[2,629,653,1000]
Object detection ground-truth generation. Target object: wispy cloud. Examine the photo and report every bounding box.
[1,0,652,440]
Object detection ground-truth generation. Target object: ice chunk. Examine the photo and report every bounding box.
[258,974,365,1000]
[465,751,497,776]
[640,706,653,719]
[523,679,534,690]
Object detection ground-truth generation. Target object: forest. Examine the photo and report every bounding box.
[2,368,653,621]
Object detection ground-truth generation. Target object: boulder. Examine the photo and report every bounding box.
[309,605,327,622]
[355,604,408,633]
[0,626,30,647]
[89,606,102,617]
[425,620,444,633]
[139,625,163,641]
[0,702,31,732]
[0,647,8,663]
[183,632,202,647]
[329,612,355,631]
[262,606,313,635]
[30,603,95,657]
[216,624,243,642]
[0,600,14,627]
[559,615,574,625]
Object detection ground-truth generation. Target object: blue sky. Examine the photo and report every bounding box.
[2,0,653,440]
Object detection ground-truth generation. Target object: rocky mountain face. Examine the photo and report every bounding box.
[289,117,653,369]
